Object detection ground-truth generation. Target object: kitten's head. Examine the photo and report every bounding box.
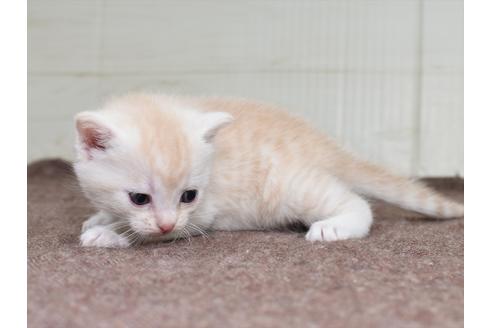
[73,95,232,237]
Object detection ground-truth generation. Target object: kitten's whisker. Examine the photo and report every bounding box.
[186,225,202,238]
[182,227,192,244]
[117,227,141,247]
[187,223,209,239]
[128,231,141,247]
[120,228,134,238]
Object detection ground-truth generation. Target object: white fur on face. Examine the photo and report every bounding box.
[74,101,229,238]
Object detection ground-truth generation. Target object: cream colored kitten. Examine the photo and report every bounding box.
[74,93,464,248]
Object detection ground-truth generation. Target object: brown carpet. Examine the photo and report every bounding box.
[27,159,464,328]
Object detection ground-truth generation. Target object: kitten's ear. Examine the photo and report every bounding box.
[200,112,233,142]
[75,112,114,155]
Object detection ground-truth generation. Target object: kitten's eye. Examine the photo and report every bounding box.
[180,190,197,203]
[129,192,151,206]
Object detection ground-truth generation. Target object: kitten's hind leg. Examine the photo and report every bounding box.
[305,195,373,241]
[298,176,373,242]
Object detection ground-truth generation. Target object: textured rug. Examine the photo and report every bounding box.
[27,159,464,328]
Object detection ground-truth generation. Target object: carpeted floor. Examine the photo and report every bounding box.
[27,159,464,328]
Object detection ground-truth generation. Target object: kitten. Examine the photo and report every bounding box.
[74,93,464,248]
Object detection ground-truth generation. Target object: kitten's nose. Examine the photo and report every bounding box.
[159,223,175,234]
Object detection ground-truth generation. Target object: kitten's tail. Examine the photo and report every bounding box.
[331,155,464,218]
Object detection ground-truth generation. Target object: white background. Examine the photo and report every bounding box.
[28,0,463,176]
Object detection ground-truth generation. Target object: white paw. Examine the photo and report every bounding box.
[80,226,129,248]
[81,219,97,233]
[305,220,368,242]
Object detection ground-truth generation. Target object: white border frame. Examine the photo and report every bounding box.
[0,0,27,327]
[464,1,492,327]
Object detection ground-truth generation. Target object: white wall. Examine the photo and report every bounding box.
[28,0,463,176]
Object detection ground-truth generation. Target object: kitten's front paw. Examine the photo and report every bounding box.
[81,212,114,233]
[80,226,129,248]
